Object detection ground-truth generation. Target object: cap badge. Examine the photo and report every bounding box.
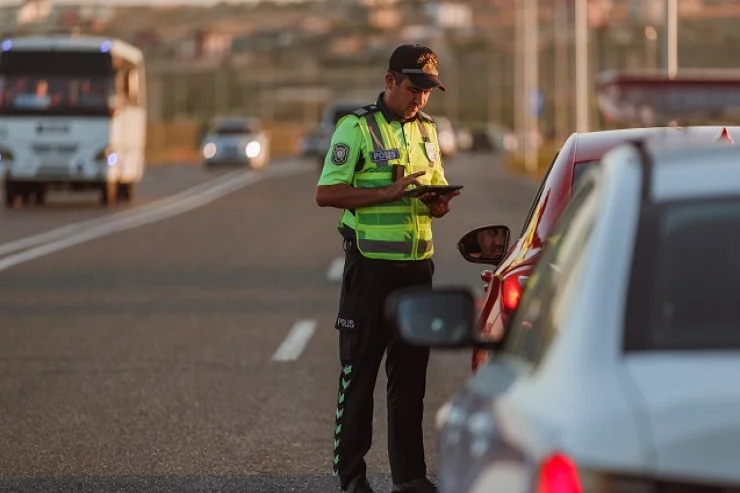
[416,52,439,76]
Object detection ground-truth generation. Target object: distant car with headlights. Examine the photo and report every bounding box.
[200,116,269,169]
[387,141,740,493]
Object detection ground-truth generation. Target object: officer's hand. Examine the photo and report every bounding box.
[382,171,426,202]
[420,190,460,218]
[419,190,460,205]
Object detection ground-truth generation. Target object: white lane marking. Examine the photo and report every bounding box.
[0,169,247,257]
[326,257,345,282]
[272,320,317,362]
[0,162,311,273]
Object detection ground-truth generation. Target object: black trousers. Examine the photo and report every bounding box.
[332,244,433,489]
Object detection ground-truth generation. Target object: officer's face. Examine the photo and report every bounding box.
[386,74,432,120]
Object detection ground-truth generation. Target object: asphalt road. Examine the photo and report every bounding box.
[0,153,536,492]
[0,164,242,244]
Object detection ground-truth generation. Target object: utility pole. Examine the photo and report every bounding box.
[440,42,459,124]
[664,0,678,78]
[553,0,569,141]
[523,0,538,172]
[487,33,498,126]
[514,0,524,148]
[148,65,163,122]
[575,0,589,133]
[214,63,229,116]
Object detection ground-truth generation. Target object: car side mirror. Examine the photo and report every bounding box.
[384,286,479,348]
[457,225,511,265]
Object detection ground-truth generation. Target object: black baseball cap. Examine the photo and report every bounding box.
[388,44,446,92]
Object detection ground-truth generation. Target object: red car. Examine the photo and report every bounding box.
[459,125,737,372]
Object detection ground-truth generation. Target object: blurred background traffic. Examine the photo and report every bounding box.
[3,0,740,170]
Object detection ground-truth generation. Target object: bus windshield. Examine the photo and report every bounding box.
[0,74,115,117]
[0,51,116,117]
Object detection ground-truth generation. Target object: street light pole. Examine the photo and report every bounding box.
[575,0,589,133]
[664,0,678,78]
[553,0,568,141]
[514,0,524,148]
[523,0,538,172]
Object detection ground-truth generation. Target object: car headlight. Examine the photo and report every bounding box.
[202,143,217,159]
[245,141,261,158]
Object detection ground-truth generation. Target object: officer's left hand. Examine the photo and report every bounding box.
[419,190,460,218]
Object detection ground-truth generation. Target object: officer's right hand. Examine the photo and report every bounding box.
[382,171,426,202]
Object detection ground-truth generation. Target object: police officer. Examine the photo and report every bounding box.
[315,44,459,493]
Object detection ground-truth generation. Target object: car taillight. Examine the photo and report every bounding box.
[501,275,528,312]
[537,452,582,493]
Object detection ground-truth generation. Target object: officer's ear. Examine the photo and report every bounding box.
[385,72,395,91]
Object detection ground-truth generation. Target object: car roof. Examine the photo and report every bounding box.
[212,116,259,126]
[572,126,740,163]
[644,145,740,202]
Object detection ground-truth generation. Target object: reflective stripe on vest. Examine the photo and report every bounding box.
[358,238,431,256]
[349,111,436,261]
[364,113,389,167]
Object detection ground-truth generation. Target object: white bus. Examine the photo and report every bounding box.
[0,35,147,207]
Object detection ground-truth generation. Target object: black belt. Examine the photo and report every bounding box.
[343,238,360,254]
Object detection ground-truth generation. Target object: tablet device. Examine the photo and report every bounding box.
[404,185,464,198]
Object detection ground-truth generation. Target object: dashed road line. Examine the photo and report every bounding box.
[272,320,317,362]
[0,169,247,258]
[326,257,345,283]
[0,162,312,273]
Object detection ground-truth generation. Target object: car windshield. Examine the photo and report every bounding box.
[572,160,600,185]
[634,197,740,350]
[0,74,114,116]
[212,120,257,135]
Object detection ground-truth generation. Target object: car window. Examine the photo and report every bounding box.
[519,152,559,238]
[503,172,599,366]
[212,120,256,135]
[572,160,600,186]
[626,197,740,351]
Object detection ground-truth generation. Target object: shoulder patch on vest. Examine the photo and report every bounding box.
[417,111,435,123]
[331,143,350,165]
[352,104,379,117]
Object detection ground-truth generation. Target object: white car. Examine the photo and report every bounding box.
[201,116,270,170]
[433,116,457,158]
[387,141,740,492]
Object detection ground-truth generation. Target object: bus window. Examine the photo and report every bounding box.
[0,75,114,115]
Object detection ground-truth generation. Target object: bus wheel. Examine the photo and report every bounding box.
[33,188,46,206]
[117,183,133,203]
[100,182,117,207]
[3,181,20,208]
